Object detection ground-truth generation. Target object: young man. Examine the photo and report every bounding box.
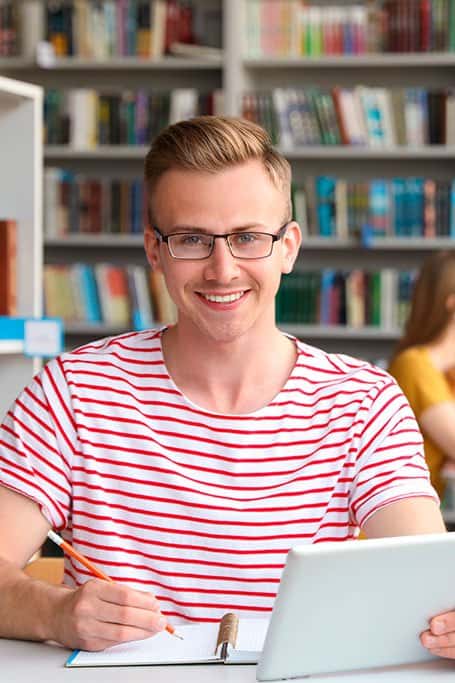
[0,117,453,657]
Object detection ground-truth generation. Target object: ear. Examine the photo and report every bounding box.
[144,227,163,272]
[281,221,301,274]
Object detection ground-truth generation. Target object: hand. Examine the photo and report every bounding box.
[52,579,166,651]
[421,612,455,658]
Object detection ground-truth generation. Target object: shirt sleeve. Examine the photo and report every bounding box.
[389,351,454,419]
[0,356,78,529]
[348,377,439,529]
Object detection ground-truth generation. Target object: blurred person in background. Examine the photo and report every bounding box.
[389,251,455,501]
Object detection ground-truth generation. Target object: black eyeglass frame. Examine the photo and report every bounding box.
[152,222,291,260]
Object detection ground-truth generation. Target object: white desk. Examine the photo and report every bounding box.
[2,639,455,683]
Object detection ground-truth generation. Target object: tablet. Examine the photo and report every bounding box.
[257,532,455,681]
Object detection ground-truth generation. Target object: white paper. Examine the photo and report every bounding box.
[68,623,220,667]
[24,319,62,357]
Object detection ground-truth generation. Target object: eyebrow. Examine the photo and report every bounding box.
[170,223,268,233]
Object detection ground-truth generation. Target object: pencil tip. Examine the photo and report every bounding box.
[174,633,184,640]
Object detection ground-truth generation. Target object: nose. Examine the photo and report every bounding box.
[202,235,241,283]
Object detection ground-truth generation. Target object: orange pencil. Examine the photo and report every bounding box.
[47,529,182,639]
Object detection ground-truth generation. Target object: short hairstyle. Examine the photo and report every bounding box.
[144,115,292,222]
[394,250,455,356]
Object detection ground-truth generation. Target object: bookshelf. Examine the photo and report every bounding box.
[1,0,455,362]
[0,75,43,419]
[227,0,455,363]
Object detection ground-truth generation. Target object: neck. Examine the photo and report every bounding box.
[161,323,297,414]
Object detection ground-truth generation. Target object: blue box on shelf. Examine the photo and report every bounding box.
[0,316,63,357]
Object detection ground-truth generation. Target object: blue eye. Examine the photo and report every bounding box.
[235,232,258,245]
[183,234,203,245]
[176,234,209,247]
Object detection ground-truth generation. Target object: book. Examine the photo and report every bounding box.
[168,41,222,60]
[0,219,17,316]
[66,613,268,668]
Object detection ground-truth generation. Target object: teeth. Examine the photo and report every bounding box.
[203,292,244,303]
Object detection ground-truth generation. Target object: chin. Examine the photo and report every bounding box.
[198,320,251,345]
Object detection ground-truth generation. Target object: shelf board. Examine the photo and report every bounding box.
[281,145,455,159]
[302,237,455,250]
[45,145,147,159]
[65,324,400,340]
[44,236,455,250]
[45,235,144,247]
[0,56,222,70]
[279,325,400,340]
[0,58,35,69]
[244,52,455,68]
[0,339,25,355]
[44,145,455,160]
[65,322,128,336]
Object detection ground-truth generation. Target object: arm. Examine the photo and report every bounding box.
[0,485,166,650]
[361,496,446,538]
[419,402,455,461]
[390,350,455,460]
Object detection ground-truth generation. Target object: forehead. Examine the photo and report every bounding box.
[152,160,286,227]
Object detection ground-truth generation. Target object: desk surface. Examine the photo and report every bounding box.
[2,639,455,683]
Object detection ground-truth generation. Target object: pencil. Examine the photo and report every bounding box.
[47,529,183,640]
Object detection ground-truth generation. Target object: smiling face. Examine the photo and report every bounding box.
[145,159,301,345]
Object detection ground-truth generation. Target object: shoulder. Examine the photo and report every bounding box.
[64,327,164,362]
[389,346,428,373]
[42,328,166,382]
[293,337,395,396]
[389,346,440,389]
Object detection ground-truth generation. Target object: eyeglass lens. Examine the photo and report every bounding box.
[168,232,274,259]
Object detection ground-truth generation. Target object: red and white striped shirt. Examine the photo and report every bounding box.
[0,328,437,624]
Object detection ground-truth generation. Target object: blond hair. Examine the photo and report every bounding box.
[394,250,455,356]
[144,115,291,221]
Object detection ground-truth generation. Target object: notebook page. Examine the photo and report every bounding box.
[68,622,220,666]
[230,617,269,661]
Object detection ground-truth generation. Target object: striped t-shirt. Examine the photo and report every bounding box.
[0,328,437,624]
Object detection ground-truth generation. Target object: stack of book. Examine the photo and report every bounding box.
[242,87,455,149]
[44,88,223,147]
[0,0,222,61]
[276,269,416,329]
[43,263,176,331]
[246,0,455,58]
[0,2,18,57]
[293,176,455,239]
[0,218,16,316]
[44,170,146,237]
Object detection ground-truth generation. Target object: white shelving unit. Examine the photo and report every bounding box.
[0,75,43,419]
[1,0,455,361]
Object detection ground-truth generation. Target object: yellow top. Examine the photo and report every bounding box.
[388,346,454,498]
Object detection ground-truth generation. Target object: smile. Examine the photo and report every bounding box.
[199,291,246,303]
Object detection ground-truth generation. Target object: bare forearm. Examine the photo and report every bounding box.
[0,557,68,642]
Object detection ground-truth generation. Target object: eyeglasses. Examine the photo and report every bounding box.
[153,223,289,260]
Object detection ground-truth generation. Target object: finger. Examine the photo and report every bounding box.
[87,621,165,646]
[428,612,455,636]
[75,623,162,652]
[95,599,167,633]
[421,630,455,650]
[90,580,161,612]
[425,646,455,660]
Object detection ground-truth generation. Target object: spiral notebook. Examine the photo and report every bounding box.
[66,613,268,667]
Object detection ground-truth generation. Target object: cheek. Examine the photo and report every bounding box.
[160,263,194,299]
[257,263,283,296]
